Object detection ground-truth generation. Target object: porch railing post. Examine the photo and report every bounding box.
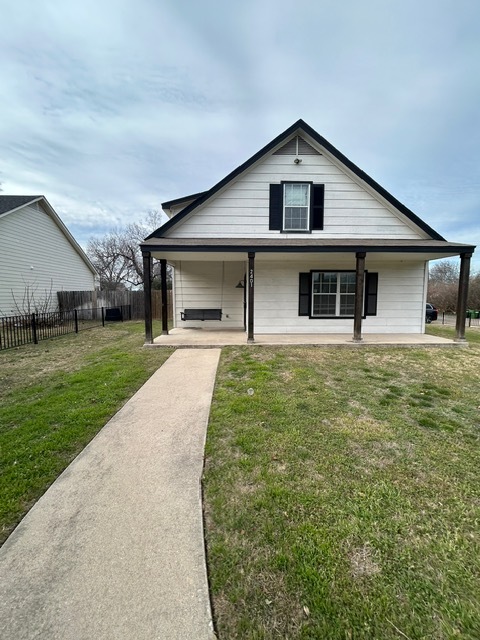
[247,252,255,343]
[455,252,472,342]
[353,252,366,342]
[31,313,38,344]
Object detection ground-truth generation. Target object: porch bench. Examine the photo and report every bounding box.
[181,308,222,321]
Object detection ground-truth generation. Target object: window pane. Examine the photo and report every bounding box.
[321,273,337,293]
[285,207,308,230]
[340,294,355,315]
[285,183,308,206]
[340,272,356,293]
[313,273,336,295]
[313,295,336,315]
[311,271,355,316]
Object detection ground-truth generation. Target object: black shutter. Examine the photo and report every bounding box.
[311,184,324,230]
[269,184,283,230]
[365,272,378,316]
[299,272,311,316]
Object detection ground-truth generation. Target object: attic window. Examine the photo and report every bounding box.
[284,184,309,231]
[269,182,325,232]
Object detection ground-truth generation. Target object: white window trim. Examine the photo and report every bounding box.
[283,183,310,232]
[311,271,356,317]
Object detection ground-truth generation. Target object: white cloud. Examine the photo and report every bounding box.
[0,0,478,268]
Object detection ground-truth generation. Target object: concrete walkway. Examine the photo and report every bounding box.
[0,349,221,640]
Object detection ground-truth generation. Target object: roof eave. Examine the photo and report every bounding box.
[161,191,209,209]
[140,238,475,255]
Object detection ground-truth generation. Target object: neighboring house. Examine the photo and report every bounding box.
[0,196,97,316]
[141,120,475,342]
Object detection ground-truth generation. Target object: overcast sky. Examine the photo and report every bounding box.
[1,0,479,268]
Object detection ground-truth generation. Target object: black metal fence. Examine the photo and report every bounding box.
[0,305,131,351]
[440,312,480,327]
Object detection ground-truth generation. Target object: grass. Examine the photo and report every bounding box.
[203,326,480,639]
[2,320,479,637]
[0,320,170,545]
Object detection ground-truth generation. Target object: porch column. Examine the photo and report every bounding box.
[143,252,153,344]
[353,252,366,342]
[247,252,255,343]
[242,273,247,332]
[455,252,472,342]
[160,258,169,335]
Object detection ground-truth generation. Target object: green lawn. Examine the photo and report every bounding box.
[2,321,480,638]
[204,327,480,639]
[0,321,170,544]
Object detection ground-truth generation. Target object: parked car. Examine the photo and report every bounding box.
[426,303,438,323]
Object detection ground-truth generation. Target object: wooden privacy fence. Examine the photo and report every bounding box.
[57,290,172,321]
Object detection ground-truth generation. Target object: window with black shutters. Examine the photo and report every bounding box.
[269,183,324,232]
[298,271,378,318]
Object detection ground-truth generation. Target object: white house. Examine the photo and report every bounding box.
[0,196,97,316]
[141,120,475,343]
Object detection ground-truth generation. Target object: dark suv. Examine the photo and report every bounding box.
[426,303,438,323]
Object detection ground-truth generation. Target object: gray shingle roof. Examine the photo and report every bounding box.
[0,196,42,216]
[141,236,475,254]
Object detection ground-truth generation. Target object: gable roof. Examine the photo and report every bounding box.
[0,195,97,276]
[0,195,43,216]
[161,191,208,210]
[147,119,445,241]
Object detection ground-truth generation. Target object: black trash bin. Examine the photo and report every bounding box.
[105,307,123,322]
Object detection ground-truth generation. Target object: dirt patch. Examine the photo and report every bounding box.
[329,416,392,440]
[349,544,381,579]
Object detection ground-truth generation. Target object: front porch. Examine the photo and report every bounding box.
[141,239,475,346]
[147,327,462,348]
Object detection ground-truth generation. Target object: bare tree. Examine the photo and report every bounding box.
[428,259,479,312]
[10,280,56,315]
[87,232,131,290]
[428,260,459,312]
[87,210,166,290]
[468,272,480,310]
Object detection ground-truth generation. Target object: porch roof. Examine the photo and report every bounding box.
[141,237,475,258]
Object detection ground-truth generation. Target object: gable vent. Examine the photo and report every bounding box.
[273,135,321,156]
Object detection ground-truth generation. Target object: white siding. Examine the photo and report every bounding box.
[0,204,96,316]
[173,257,427,334]
[165,197,200,218]
[253,259,426,334]
[168,151,427,240]
[174,261,245,328]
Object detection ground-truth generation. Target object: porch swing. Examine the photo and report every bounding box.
[180,262,224,321]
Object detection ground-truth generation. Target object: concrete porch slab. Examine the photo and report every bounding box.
[148,328,464,348]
